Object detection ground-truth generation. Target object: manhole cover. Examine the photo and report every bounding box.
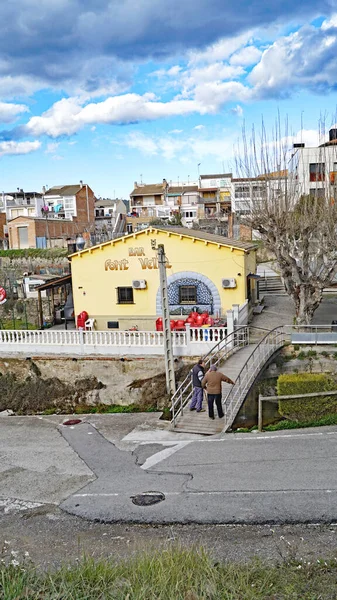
[63,419,82,426]
[131,491,165,506]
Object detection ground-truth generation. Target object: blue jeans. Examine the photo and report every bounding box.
[190,387,204,411]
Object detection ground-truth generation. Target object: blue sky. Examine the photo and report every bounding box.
[1,0,337,198]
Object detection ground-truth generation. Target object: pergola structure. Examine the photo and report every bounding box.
[36,274,72,329]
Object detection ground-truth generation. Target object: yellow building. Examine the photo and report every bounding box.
[71,227,258,330]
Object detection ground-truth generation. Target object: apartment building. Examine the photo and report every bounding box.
[290,128,337,197]
[198,173,232,219]
[2,189,44,221]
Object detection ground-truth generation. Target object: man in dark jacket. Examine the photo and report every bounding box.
[189,358,206,412]
[202,365,234,419]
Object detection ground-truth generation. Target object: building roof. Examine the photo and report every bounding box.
[36,274,71,291]
[200,173,232,179]
[156,227,257,250]
[232,170,288,182]
[7,216,72,223]
[168,185,199,194]
[130,183,166,197]
[5,191,42,197]
[45,185,84,196]
[95,199,118,207]
[70,226,257,258]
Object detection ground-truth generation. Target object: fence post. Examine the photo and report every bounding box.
[258,394,263,432]
[226,310,234,336]
[79,329,84,355]
[232,304,239,324]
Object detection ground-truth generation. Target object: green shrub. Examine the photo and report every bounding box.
[277,373,337,421]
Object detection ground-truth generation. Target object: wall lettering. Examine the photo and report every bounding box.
[104,249,171,271]
[105,259,129,270]
[129,247,145,256]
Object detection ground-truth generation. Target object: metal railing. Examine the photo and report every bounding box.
[171,326,249,427]
[289,324,337,345]
[223,326,286,432]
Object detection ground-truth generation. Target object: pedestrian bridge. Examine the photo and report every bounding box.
[171,326,286,435]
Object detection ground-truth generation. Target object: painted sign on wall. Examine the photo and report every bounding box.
[105,247,171,271]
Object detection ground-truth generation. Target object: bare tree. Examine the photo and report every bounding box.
[235,116,337,324]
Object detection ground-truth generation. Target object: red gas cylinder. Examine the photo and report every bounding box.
[201,312,209,320]
[196,315,205,326]
[156,318,163,331]
[190,311,199,320]
[175,319,186,330]
[205,317,215,326]
[186,316,194,324]
[170,320,177,330]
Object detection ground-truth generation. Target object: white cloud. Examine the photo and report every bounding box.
[188,31,254,65]
[194,81,251,111]
[126,132,158,155]
[0,140,41,156]
[169,129,183,134]
[229,45,262,66]
[249,18,337,96]
[124,130,235,162]
[194,124,205,130]
[181,62,244,94]
[45,141,60,154]
[231,104,244,117]
[0,102,28,123]
[24,94,207,137]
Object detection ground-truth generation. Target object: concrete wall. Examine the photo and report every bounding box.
[0,355,189,407]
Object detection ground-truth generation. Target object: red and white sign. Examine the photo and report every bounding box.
[0,287,7,305]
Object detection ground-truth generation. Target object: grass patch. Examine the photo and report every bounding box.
[42,404,159,415]
[263,413,337,431]
[0,319,37,330]
[0,248,68,259]
[1,546,337,599]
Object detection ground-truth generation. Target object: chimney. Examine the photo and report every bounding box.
[42,186,46,194]
[80,180,83,188]
[329,128,337,142]
[134,181,138,187]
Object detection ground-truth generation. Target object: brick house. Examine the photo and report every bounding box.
[8,183,96,249]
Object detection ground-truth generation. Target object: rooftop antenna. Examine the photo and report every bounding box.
[140,174,143,183]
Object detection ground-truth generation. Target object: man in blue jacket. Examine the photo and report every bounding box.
[189,358,206,412]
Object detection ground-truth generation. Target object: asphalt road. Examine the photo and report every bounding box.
[60,422,337,524]
[1,414,337,525]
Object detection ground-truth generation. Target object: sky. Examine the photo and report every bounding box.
[1,1,337,198]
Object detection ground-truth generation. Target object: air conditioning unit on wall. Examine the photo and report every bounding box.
[132,280,147,289]
[222,278,237,289]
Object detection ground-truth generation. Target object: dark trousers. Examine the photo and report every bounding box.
[207,393,224,419]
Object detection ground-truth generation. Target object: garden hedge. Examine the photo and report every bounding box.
[277,372,337,421]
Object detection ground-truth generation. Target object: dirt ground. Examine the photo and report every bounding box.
[1,505,337,570]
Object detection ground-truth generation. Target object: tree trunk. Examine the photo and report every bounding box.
[292,284,323,325]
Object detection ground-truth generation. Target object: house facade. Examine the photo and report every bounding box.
[2,190,44,221]
[70,226,257,331]
[7,182,96,249]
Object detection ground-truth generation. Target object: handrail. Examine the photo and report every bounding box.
[171,326,249,427]
[223,325,286,432]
